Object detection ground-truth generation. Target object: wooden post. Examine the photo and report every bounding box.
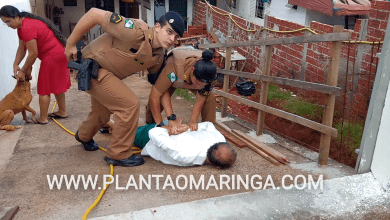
[221,36,233,117]
[318,25,344,165]
[256,45,273,135]
[300,29,310,81]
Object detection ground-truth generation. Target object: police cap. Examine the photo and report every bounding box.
[163,11,185,37]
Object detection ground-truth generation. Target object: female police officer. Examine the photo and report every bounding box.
[146,49,217,132]
[65,8,184,167]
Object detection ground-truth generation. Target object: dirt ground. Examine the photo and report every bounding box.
[0,74,352,219]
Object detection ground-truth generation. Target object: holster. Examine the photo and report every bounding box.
[67,51,99,91]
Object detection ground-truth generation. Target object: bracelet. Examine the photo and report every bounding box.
[20,68,27,73]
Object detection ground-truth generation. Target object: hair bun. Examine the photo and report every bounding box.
[202,50,214,61]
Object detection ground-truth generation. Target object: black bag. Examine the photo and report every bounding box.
[236,77,255,96]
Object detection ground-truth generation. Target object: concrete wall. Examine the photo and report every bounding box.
[269,0,307,26]
[305,9,345,27]
[0,0,41,100]
[371,79,390,190]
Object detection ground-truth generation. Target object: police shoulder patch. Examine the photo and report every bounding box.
[124,19,134,29]
[110,13,122,24]
[167,72,177,83]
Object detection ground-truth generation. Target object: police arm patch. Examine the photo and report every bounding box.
[124,19,134,29]
[110,13,122,24]
[167,72,177,83]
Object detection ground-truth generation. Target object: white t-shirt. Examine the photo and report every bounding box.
[141,122,226,166]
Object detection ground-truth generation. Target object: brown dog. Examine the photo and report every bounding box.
[0,80,36,131]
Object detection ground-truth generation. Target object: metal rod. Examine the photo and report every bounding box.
[340,41,351,159]
[346,43,358,156]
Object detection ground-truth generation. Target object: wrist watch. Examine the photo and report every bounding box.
[167,114,176,121]
[156,122,165,127]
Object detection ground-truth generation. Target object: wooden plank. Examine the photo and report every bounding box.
[257,45,273,135]
[215,122,280,165]
[214,89,338,137]
[218,69,341,96]
[215,125,247,148]
[217,128,247,148]
[0,206,19,220]
[221,36,232,117]
[242,141,281,165]
[232,129,288,164]
[208,28,221,43]
[198,32,351,49]
[319,26,344,165]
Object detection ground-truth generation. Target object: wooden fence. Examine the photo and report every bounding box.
[198,25,350,165]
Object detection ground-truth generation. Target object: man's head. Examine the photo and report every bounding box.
[206,142,237,169]
[154,11,184,49]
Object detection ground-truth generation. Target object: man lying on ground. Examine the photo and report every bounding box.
[141,121,237,168]
[102,119,237,168]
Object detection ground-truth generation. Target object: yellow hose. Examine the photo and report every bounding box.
[50,102,141,219]
[82,164,114,220]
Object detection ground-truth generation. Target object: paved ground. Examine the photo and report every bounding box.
[0,74,357,219]
[91,173,390,220]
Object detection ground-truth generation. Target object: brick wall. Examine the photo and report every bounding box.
[193,0,389,119]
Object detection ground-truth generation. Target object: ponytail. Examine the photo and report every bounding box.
[0,5,67,46]
[193,50,217,83]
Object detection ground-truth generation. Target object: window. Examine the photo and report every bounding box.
[345,15,359,30]
[256,0,264,19]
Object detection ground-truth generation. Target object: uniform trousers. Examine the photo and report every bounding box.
[145,89,216,124]
[77,68,140,160]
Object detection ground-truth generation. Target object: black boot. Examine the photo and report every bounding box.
[104,155,145,167]
[75,131,99,151]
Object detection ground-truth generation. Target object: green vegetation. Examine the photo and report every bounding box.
[267,84,292,101]
[266,84,323,120]
[284,98,323,120]
[335,121,364,152]
[173,88,196,103]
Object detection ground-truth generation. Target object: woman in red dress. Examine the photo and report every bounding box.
[0,5,71,124]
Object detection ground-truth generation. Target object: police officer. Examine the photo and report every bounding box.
[146,49,217,131]
[65,8,184,167]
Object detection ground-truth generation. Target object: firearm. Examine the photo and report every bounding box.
[67,51,99,91]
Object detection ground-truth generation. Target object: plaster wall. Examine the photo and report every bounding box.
[52,0,85,37]
[0,0,40,100]
[147,0,154,27]
[269,0,306,26]
[187,0,193,26]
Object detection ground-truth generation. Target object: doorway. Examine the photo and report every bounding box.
[120,1,139,18]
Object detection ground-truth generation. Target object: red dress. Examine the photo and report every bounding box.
[17,18,71,96]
